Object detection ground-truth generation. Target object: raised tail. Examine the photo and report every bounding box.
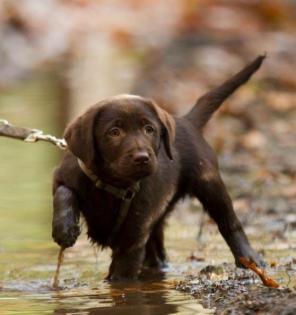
[185,55,266,129]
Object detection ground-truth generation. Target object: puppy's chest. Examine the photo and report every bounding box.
[129,177,177,226]
[83,188,121,216]
[82,177,176,229]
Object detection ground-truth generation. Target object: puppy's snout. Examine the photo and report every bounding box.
[133,151,150,165]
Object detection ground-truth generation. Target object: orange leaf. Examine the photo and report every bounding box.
[239,257,279,288]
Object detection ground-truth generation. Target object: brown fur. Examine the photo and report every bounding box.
[52,56,265,281]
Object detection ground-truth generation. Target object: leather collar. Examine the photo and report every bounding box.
[77,159,140,200]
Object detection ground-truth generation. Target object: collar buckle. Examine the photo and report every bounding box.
[122,189,136,201]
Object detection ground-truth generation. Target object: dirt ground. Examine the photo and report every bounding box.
[177,262,296,314]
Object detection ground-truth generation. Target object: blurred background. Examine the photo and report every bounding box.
[0,0,295,311]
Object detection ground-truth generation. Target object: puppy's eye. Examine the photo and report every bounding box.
[108,127,121,137]
[144,125,154,135]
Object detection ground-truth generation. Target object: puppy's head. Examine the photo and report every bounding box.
[64,95,175,182]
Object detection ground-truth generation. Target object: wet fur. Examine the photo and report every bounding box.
[52,56,265,280]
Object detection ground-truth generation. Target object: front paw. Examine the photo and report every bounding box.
[52,210,80,248]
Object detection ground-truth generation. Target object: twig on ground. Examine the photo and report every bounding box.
[52,248,65,289]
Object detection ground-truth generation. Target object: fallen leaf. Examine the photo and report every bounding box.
[187,253,205,262]
[239,257,279,288]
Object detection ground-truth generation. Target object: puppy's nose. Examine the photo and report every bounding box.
[133,152,150,165]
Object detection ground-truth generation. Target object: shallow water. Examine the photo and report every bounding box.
[0,267,213,315]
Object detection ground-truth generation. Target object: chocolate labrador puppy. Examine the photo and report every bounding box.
[52,55,265,281]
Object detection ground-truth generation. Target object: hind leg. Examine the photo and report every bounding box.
[193,163,264,267]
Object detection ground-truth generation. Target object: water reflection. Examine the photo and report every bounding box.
[53,281,179,315]
[0,277,212,315]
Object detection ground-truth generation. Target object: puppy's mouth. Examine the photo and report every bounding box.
[110,160,157,181]
[130,165,154,179]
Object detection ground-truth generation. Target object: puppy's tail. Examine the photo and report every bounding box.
[185,55,266,130]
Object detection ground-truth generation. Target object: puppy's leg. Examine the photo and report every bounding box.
[144,221,167,268]
[107,246,146,281]
[52,185,80,248]
[194,168,264,267]
[107,213,168,280]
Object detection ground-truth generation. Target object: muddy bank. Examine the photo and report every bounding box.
[176,262,296,315]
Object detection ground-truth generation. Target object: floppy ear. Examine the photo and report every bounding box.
[64,105,101,169]
[147,101,176,160]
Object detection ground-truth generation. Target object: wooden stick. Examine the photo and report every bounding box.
[52,248,65,289]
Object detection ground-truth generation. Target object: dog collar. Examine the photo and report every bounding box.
[77,158,140,245]
[77,159,140,200]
